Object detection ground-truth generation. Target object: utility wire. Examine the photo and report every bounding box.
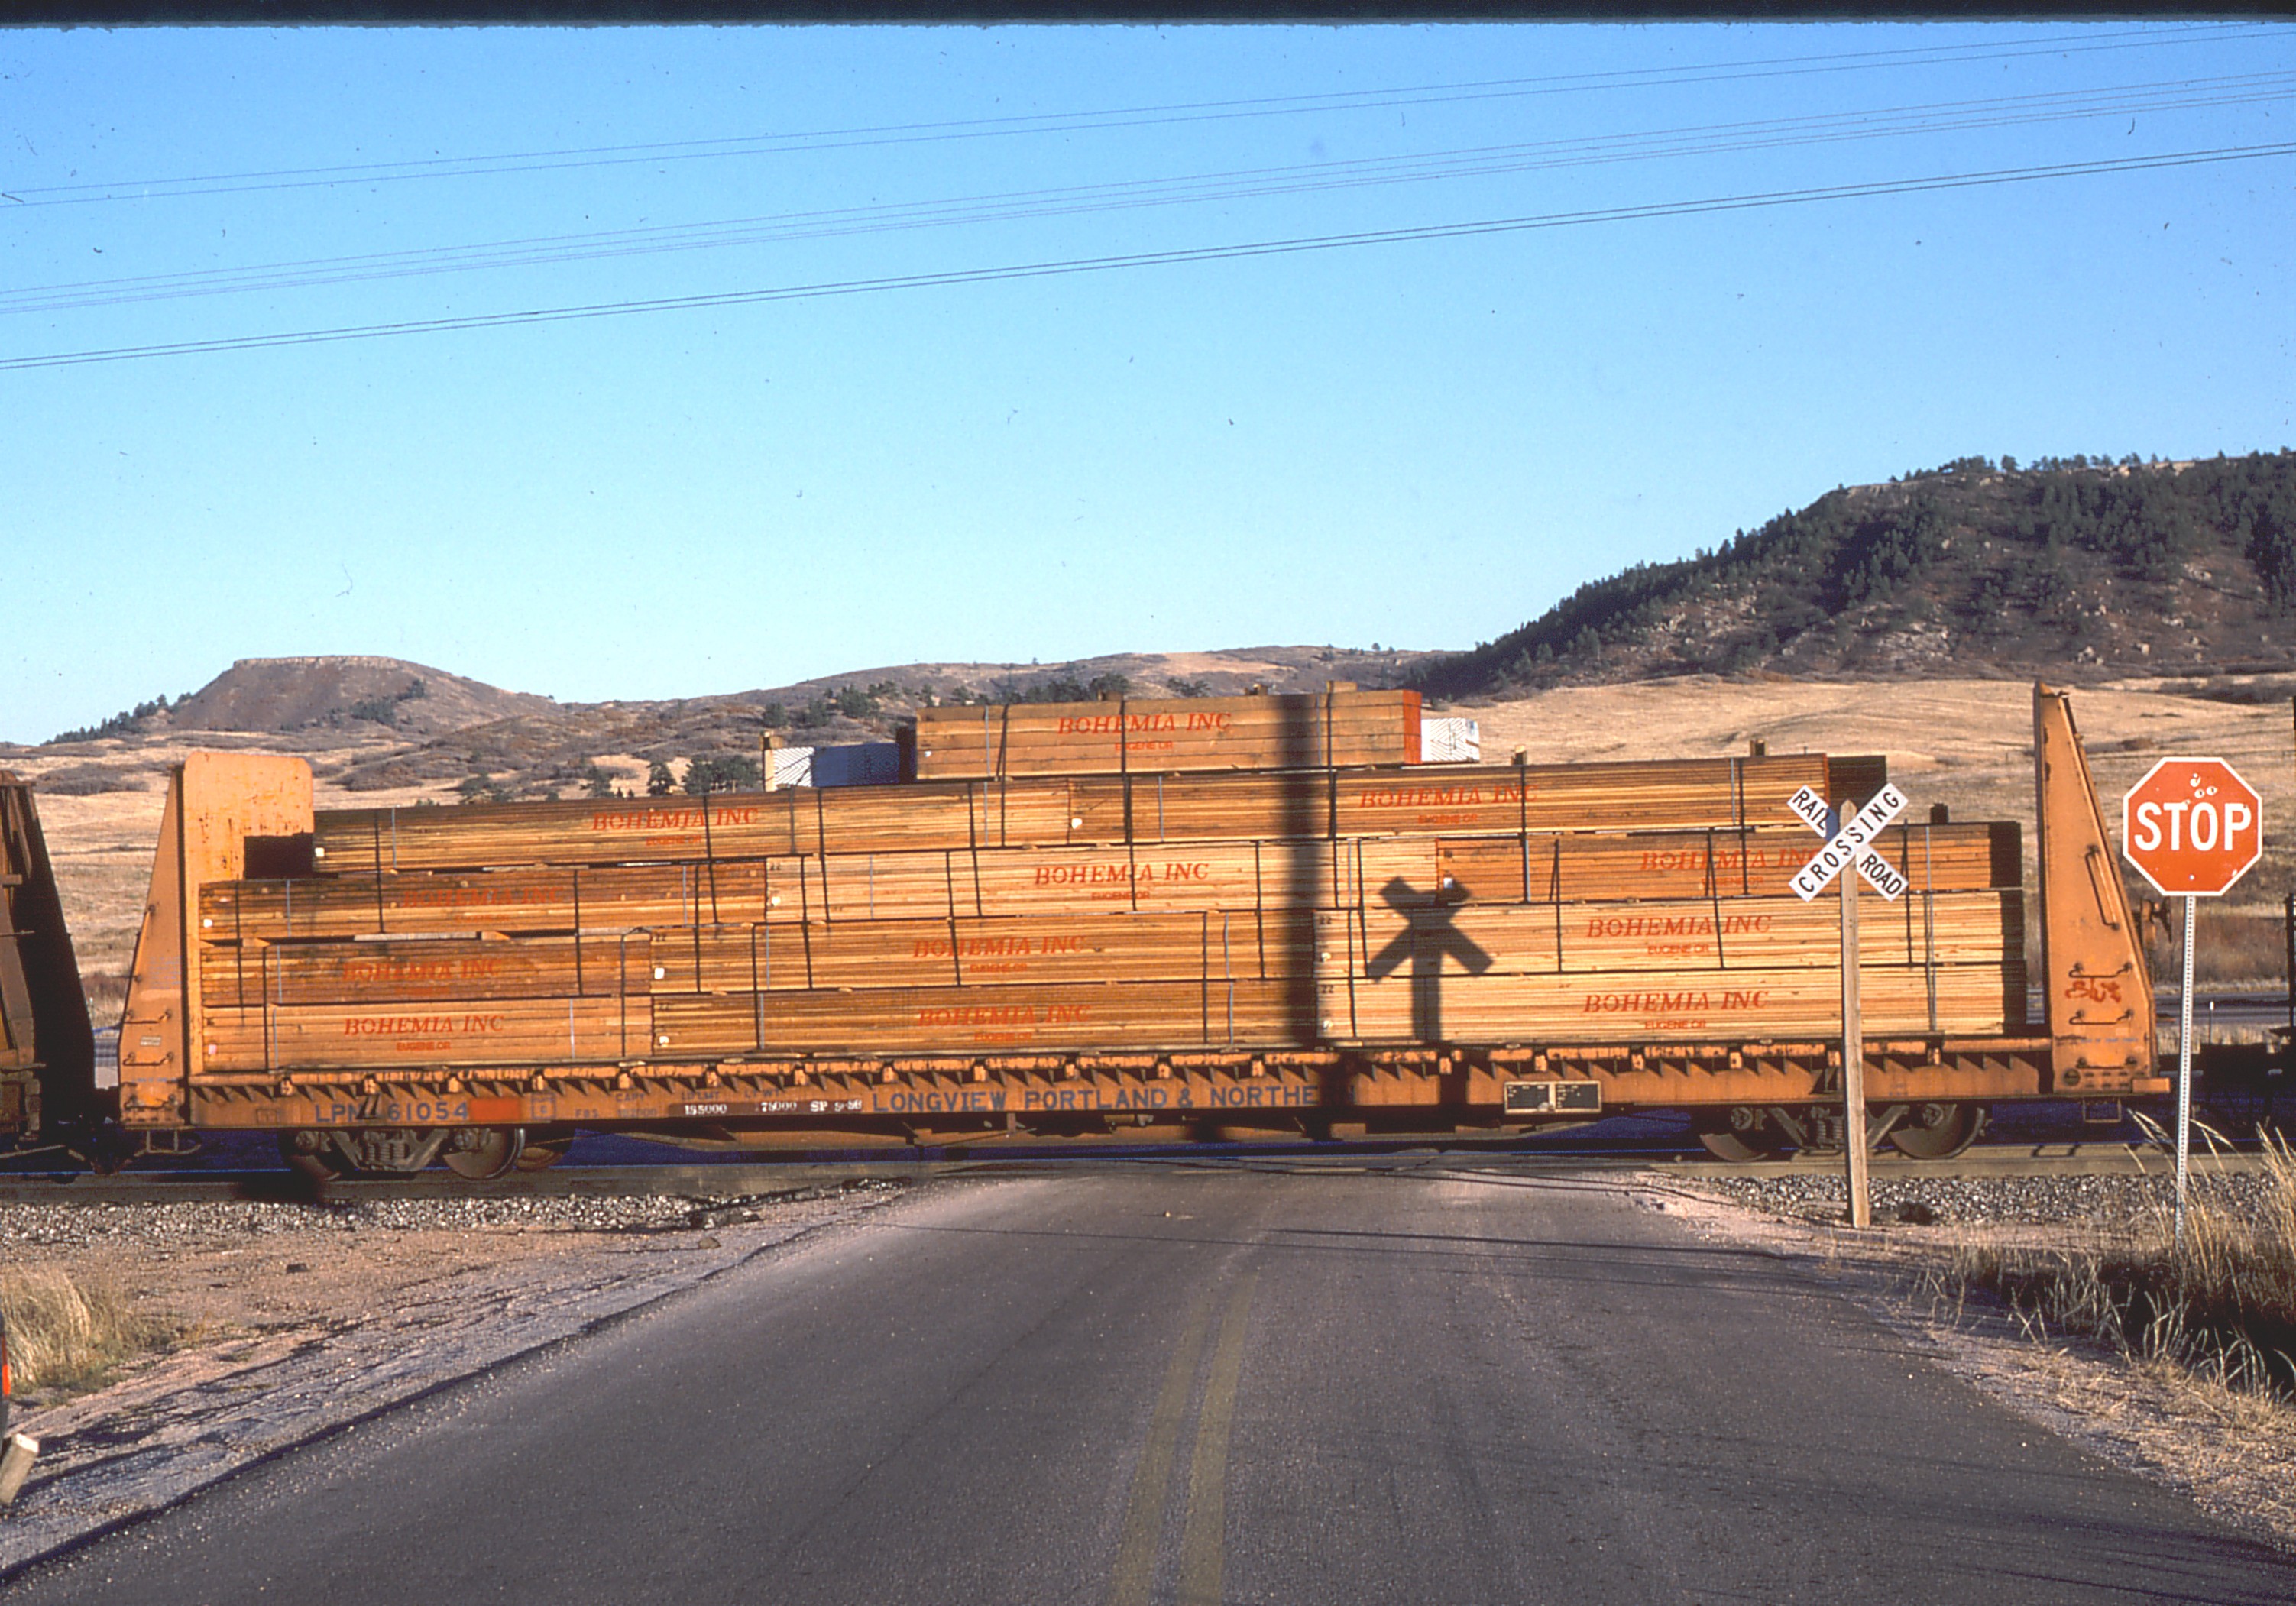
[5,141,2288,374]
[7,68,2289,316]
[0,21,2278,208]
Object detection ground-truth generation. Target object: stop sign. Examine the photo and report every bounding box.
[2123,756,2263,896]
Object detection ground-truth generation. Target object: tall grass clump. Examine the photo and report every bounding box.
[0,1264,173,1399]
[1937,1129,2296,1398]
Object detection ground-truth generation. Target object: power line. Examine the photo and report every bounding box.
[5,141,2288,374]
[0,22,2278,209]
[8,68,2290,317]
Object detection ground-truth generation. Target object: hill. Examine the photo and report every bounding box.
[169,656,559,737]
[28,645,1436,801]
[323,644,1433,797]
[45,656,557,743]
[1413,450,2296,701]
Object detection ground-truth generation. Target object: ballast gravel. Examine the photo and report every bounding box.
[0,1180,908,1580]
[1701,1170,2274,1228]
[0,1193,709,1249]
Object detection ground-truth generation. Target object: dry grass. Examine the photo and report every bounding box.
[1928,1129,2296,1400]
[2142,904,2293,989]
[76,967,130,1020]
[0,1264,177,1400]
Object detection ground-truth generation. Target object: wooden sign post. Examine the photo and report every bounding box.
[1840,845,1865,1229]
[1789,782,1910,1229]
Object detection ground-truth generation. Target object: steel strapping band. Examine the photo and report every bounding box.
[1550,840,1565,973]
[1122,701,1138,913]
[701,788,721,924]
[1200,909,1210,1044]
[1345,905,1361,1041]
[965,782,984,918]
[370,817,387,930]
[1223,912,1235,1043]
[1708,827,1728,970]
[796,856,816,988]
[1253,841,1266,979]
[1924,824,1940,1034]
[686,866,702,994]
[1518,759,1530,905]
[814,790,832,928]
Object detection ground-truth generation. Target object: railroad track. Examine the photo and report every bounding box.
[0,1140,2269,1204]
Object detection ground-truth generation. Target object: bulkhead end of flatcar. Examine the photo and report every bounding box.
[2033,683,2165,1099]
[0,773,99,1145]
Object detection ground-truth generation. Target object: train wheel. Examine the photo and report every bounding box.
[514,1135,573,1171]
[278,1130,348,1182]
[1692,1108,1790,1163]
[442,1127,525,1180]
[1887,1102,1986,1161]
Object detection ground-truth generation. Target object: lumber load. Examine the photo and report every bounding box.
[1057,754,1840,843]
[1321,893,2020,979]
[1317,964,2025,1042]
[1426,821,2017,904]
[188,681,2037,1078]
[1313,889,2025,1041]
[203,823,2013,949]
[646,912,1308,993]
[204,843,1325,937]
[652,978,1300,1057]
[312,782,1074,873]
[203,821,2009,950]
[309,753,1846,873]
[199,934,652,1009]
[200,995,652,1072]
[909,688,1423,779]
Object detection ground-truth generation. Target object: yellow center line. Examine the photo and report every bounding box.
[1177,1273,1257,1606]
[1107,1288,1216,1606]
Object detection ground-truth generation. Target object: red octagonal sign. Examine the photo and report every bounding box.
[2123,756,2263,897]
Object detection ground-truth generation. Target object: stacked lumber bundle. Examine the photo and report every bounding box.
[646,912,1292,993]
[224,821,2013,936]
[308,752,1839,870]
[1314,889,2025,1041]
[653,979,1300,1057]
[909,688,1422,779]
[202,996,650,1072]
[188,693,2029,1073]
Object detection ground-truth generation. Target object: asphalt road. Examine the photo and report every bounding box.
[11,1163,2293,1604]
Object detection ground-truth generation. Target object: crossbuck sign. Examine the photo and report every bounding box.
[1788,783,1910,902]
[1786,778,1912,1233]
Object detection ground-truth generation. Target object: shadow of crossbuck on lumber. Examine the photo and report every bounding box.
[1365,877,1495,1043]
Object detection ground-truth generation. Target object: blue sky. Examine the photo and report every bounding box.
[2,22,2291,742]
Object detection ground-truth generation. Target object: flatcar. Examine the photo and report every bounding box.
[5,682,2158,1176]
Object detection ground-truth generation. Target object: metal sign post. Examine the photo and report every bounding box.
[2120,758,2264,1243]
[2178,894,2196,1240]
[1790,782,1909,1229]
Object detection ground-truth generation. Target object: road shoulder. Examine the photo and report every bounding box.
[1636,1171,2296,1553]
[0,1182,905,1579]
